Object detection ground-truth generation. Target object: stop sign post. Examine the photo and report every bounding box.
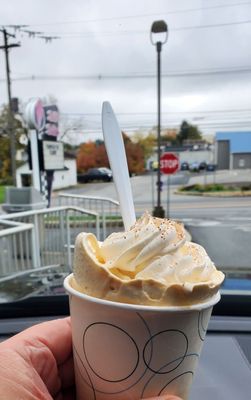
[160,152,179,218]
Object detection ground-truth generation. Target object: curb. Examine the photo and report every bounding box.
[175,190,251,198]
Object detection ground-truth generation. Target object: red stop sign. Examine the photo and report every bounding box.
[160,152,180,174]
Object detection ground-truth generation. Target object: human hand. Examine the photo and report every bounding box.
[0,317,74,400]
[0,317,182,400]
[144,396,182,400]
[145,394,182,400]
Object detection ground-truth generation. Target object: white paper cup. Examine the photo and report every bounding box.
[64,274,220,400]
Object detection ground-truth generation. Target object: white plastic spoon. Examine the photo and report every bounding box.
[102,101,136,230]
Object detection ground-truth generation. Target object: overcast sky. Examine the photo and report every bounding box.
[0,0,251,142]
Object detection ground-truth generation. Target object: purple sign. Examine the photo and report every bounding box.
[43,105,60,138]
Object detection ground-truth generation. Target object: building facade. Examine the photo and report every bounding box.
[16,158,77,190]
[216,131,251,170]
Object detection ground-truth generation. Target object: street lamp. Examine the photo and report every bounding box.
[150,20,168,218]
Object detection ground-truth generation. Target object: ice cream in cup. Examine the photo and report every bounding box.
[64,212,224,400]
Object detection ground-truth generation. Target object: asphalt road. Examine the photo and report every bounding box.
[57,171,251,220]
[55,170,251,272]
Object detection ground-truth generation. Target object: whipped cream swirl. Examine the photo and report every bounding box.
[72,212,224,305]
[98,212,219,287]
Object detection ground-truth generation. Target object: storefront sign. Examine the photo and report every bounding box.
[42,141,64,170]
[24,98,46,131]
[43,105,60,138]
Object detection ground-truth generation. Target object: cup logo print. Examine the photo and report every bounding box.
[83,322,140,382]
[143,329,188,374]
[198,309,211,341]
[73,311,205,399]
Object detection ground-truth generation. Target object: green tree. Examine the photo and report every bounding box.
[0,105,27,183]
[176,120,202,144]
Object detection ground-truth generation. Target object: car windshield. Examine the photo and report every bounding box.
[99,168,112,173]
[0,0,251,309]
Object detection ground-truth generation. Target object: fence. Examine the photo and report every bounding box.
[0,219,36,276]
[0,206,99,278]
[58,193,123,239]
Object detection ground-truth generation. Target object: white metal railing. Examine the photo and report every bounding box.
[58,193,123,239]
[0,219,37,276]
[0,206,99,278]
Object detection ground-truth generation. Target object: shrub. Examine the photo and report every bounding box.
[181,183,226,192]
[180,184,203,192]
[207,184,225,192]
[241,184,251,191]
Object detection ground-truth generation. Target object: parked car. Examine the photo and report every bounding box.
[199,161,207,170]
[77,167,112,183]
[151,161,158,171]
[189,161,200,172]
[180,161,189,171]
[98,167,113,176]
[206,163,216,171]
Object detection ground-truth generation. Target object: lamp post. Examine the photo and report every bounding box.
[150,20,168,218]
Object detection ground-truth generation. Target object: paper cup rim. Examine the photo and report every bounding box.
[64,274,220,312]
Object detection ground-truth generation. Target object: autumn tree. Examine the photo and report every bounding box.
[77,134,145,174]
[76,140,109,171]
[95,142,109,167]
[160,128,178,145]
[122,133,144,174]
[77,142,99,171]
[131,132,156,160]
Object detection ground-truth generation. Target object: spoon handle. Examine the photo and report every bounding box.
[102,101,136,230]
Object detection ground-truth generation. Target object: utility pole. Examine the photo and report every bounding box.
[0,28,20,185]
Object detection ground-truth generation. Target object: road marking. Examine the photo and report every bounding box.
[134,201,251,212]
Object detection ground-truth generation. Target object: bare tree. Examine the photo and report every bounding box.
[59,116,84,146]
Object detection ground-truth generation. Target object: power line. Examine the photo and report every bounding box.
[61,108,251,117]
[61,121,251,135]
[1,25,61,43]
[25,19,251,39]
[3,65,251,82]
[59,115,251,130]
[20,29,44,37]
[3,9,251,43]
[174,19,251,32]
[15,1,251,27]
[60,110,251,133]
[61,115,251,124]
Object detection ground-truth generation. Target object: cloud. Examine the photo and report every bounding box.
[0,0,250,140]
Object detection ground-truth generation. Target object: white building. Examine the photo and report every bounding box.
[16,158,77,190]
